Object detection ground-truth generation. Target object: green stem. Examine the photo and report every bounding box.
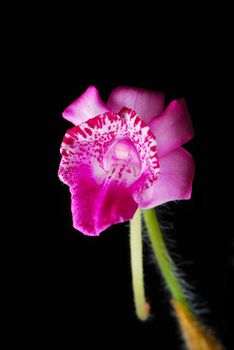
[130,209,149,321]
[142,208,191,312]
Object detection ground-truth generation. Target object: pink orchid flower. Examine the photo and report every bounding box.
[58,86,194,236]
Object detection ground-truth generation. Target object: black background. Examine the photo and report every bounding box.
[2,5,233,349]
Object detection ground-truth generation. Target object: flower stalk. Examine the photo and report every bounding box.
[130,209,149,321]
[142,208,191,311]
[142,208,224,349]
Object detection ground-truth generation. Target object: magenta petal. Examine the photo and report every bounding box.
[107,86,165,123]
[58,111,139,235]
[149,99,194,157]
[70,165,138,235]
[59,109,160,235]
[118,108,160,194]
[62,86,109,125]
[137,148,195,208]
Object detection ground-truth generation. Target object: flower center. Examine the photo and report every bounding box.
[114,139,131,159]
[103,137,142,180]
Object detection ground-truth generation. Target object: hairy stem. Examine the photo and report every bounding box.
[142,208,191,312]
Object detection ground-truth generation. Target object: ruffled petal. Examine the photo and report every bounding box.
[118,108,160,196]
[107,86,165,123]
[69,165,138,235]
[62,86,109,125]
[58,109,160,235]
[59,112,134,235]
[149,99,194,157]
[137,148,195,208]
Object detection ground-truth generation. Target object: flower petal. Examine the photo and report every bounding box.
[59,112,138,235]
[137,148,195,208]
[149,99,194,157]
[107,86,165,123]
[69,165,138,235]
[118,108,160,195]
[58,109,160,235]
[62,86,109,125]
